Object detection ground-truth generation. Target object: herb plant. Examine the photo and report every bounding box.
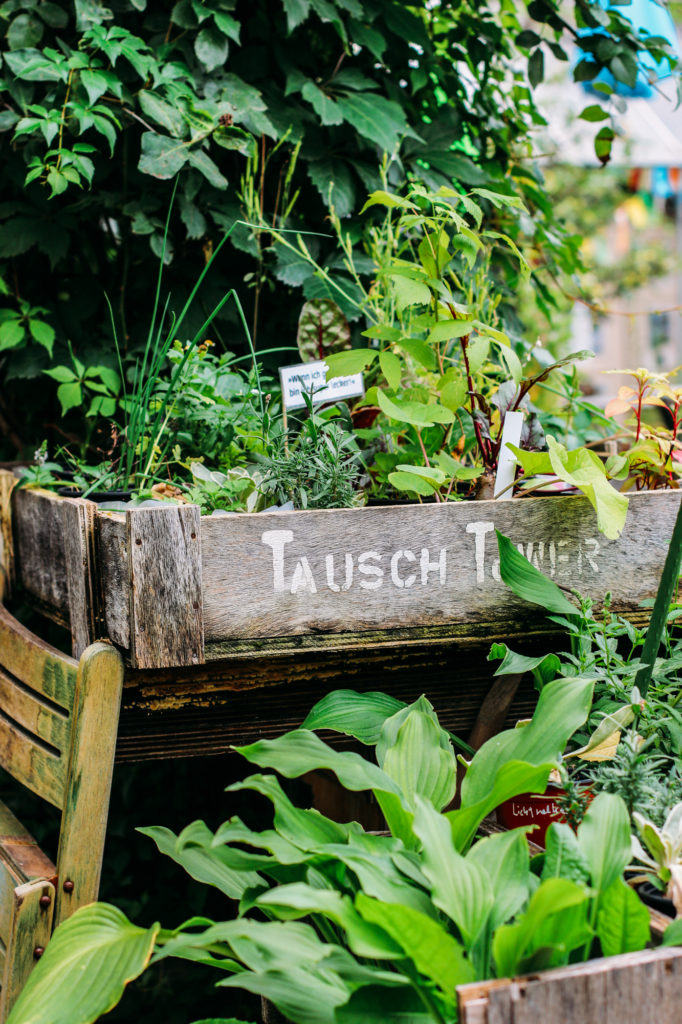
[258,414,362,511]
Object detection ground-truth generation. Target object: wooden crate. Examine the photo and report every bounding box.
[2,472,680,669]
[457,946,682,1023]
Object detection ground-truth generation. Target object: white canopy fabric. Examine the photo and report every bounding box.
[533,71,682,167]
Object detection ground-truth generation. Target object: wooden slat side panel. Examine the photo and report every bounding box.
[97,514,129,649]
[0,714,65,809]
[200,490,682,642]
[0,860,21,950]
[55,642,123,923]
[0,668,68,751]
[0,606,76,712]
[0,879,54,1021]
[127,505,203,669]
[0,470,16,603]
[12,488,69,614]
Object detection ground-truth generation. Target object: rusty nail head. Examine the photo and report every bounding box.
[63,880,74,894]
[39,894,51,908]
[33,947,44,959]
[135,538,142,546]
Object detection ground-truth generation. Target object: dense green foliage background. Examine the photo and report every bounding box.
[0,0,675,457]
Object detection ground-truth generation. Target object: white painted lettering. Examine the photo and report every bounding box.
[325,553,354,593]
[262,530,294,593]
[358,551,383,590]
[420,547,446,585]
[290,556,317,594]
[584,538,600,573]
[466,521,495,584]
[390,549,416,588]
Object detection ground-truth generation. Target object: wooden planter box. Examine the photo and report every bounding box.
[2,470,680,669]
[457,946,682,1023]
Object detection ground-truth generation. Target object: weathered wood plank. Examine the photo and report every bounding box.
[0,470,16,603]
[96,513,128,649]
[199,490,682,642]
[12,488,69,615]
[115,640,544,761]
[0,668,68,751]
[55,641,123,923]
[0,803,56,946]
[14,487,682,665]
[0,713,65,809]
[61,498,98,658]
[0,605,76,712]
[456,947,682,1024]
[127,505,203,669]
[0,879,55,1021]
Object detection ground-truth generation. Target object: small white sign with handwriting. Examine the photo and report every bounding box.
[279,360,364,411]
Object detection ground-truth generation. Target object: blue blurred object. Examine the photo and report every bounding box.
[651,165,673,197]
[576,0,679,98]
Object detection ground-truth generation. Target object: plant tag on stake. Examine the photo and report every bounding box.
[279,360,364,411]
[494,410,524,499]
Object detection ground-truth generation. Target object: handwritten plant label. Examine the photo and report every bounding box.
[279,360,364,410]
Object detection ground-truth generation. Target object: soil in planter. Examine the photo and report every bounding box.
[57,485,133,503]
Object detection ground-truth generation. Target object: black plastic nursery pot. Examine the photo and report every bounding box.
[637,880,676,918]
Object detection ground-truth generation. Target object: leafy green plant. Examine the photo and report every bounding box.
[0,293,55,357]
[9,680,667,1024]
[257,397,362,510]
[507,436,629,540]
[44,344,120,418]
[0,0,676,460]
[604,368,682,491]
[586,733,682,826]
[631,802,682,913]
[182,461,260,515]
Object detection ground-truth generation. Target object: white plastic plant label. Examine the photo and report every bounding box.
[494,410,524,499]
[279,360,364,411]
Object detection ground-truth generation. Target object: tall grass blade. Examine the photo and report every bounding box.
[635,496,682,697]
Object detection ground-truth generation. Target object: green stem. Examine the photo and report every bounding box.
[399,962,449,1024]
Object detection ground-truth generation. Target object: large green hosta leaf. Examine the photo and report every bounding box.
[577,792,632,896]
[302,690,406,744]
[380,703,457,811]
[138,823,262,899]
[449,676,594,851]
[7,905,158,1024]
[596,877,651,956]
[356,892,475,1006]
[411,797,494,949]
[492,878,589,978]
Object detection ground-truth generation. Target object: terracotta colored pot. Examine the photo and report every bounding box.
[496,787,568,847]
[497,782,595,847]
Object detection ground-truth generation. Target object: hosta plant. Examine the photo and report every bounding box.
[8,681,672,1024]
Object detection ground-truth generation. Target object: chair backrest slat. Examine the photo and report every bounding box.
[0,667,68,753]
[0,711,66,809]
[0,606,75,714]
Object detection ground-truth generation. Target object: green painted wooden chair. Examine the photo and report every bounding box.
[0,603,123,1020]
